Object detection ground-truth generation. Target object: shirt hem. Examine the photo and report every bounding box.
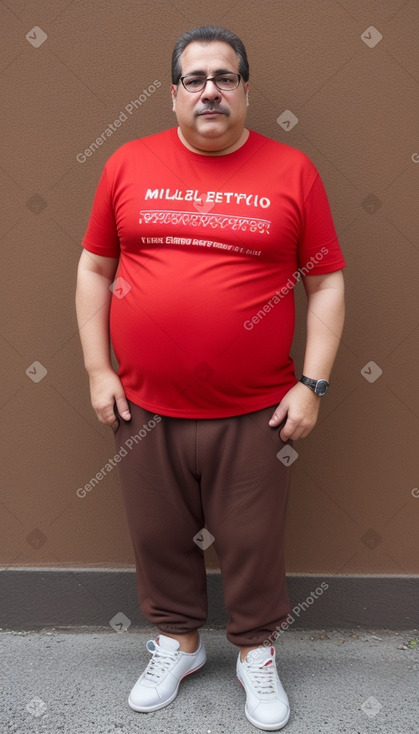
[123,384,297,419]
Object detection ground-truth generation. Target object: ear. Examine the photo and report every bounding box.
[171,84,177,112]
[244,81,250,107]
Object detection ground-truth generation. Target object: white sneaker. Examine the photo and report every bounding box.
[236,645,290,731]
[128,633,206,712]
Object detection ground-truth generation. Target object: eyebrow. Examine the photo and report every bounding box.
[183,68,236,76]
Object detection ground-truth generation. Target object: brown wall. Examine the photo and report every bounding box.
[1,1,418,576]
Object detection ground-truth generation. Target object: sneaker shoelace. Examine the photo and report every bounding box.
[246,660,278,699]
[143,640,179,682]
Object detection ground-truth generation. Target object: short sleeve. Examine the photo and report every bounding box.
[81,166,120,258]
[298,173,346,274]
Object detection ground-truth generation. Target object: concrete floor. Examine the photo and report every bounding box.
[1,627,418,733]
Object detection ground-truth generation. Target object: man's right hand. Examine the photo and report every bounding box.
[88,369,131,428]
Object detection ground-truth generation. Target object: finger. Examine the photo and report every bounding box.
[268,405,286,426]
[115,395,131,422]
[95,401,119,426]
[279,423,293,442]
[282,419,315,441]
[280,418,301,442]
[101,407,118,426]
[299,422,316,440]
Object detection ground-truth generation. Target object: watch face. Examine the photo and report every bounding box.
[315,379,329,396]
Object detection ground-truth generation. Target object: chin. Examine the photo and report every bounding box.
[196,120,229,138]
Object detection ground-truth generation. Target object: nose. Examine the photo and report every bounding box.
[201,79,222,102]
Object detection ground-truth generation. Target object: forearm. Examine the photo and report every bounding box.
[269,271,345,438]
[75,261,115,375]
[302,271,345,379]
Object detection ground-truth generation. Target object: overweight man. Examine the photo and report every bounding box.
[76,25,345,731]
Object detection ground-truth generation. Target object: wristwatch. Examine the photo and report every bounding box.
[299,375,330,396]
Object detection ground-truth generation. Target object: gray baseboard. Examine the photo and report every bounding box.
[1,569,418,631]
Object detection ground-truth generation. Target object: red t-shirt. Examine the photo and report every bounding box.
[82,127,345,418]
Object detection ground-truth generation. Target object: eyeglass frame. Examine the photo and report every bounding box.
[179,72,242,93]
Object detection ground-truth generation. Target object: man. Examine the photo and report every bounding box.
[76,25,345,731]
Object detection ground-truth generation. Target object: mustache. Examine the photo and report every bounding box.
[195,103,230,117]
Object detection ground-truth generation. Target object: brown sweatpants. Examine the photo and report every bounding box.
[113,401,292,647]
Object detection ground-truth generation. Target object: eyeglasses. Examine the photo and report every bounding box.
[179,73,241,93]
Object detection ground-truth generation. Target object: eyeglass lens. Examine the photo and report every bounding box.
[182,74,240,91]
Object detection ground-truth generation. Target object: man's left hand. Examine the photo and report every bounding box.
[268,382,321,441]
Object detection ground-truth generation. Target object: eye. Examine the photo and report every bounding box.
[184,77,205,88]
[214,74,238,89]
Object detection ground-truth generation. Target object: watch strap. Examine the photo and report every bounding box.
[299,375,329,396]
